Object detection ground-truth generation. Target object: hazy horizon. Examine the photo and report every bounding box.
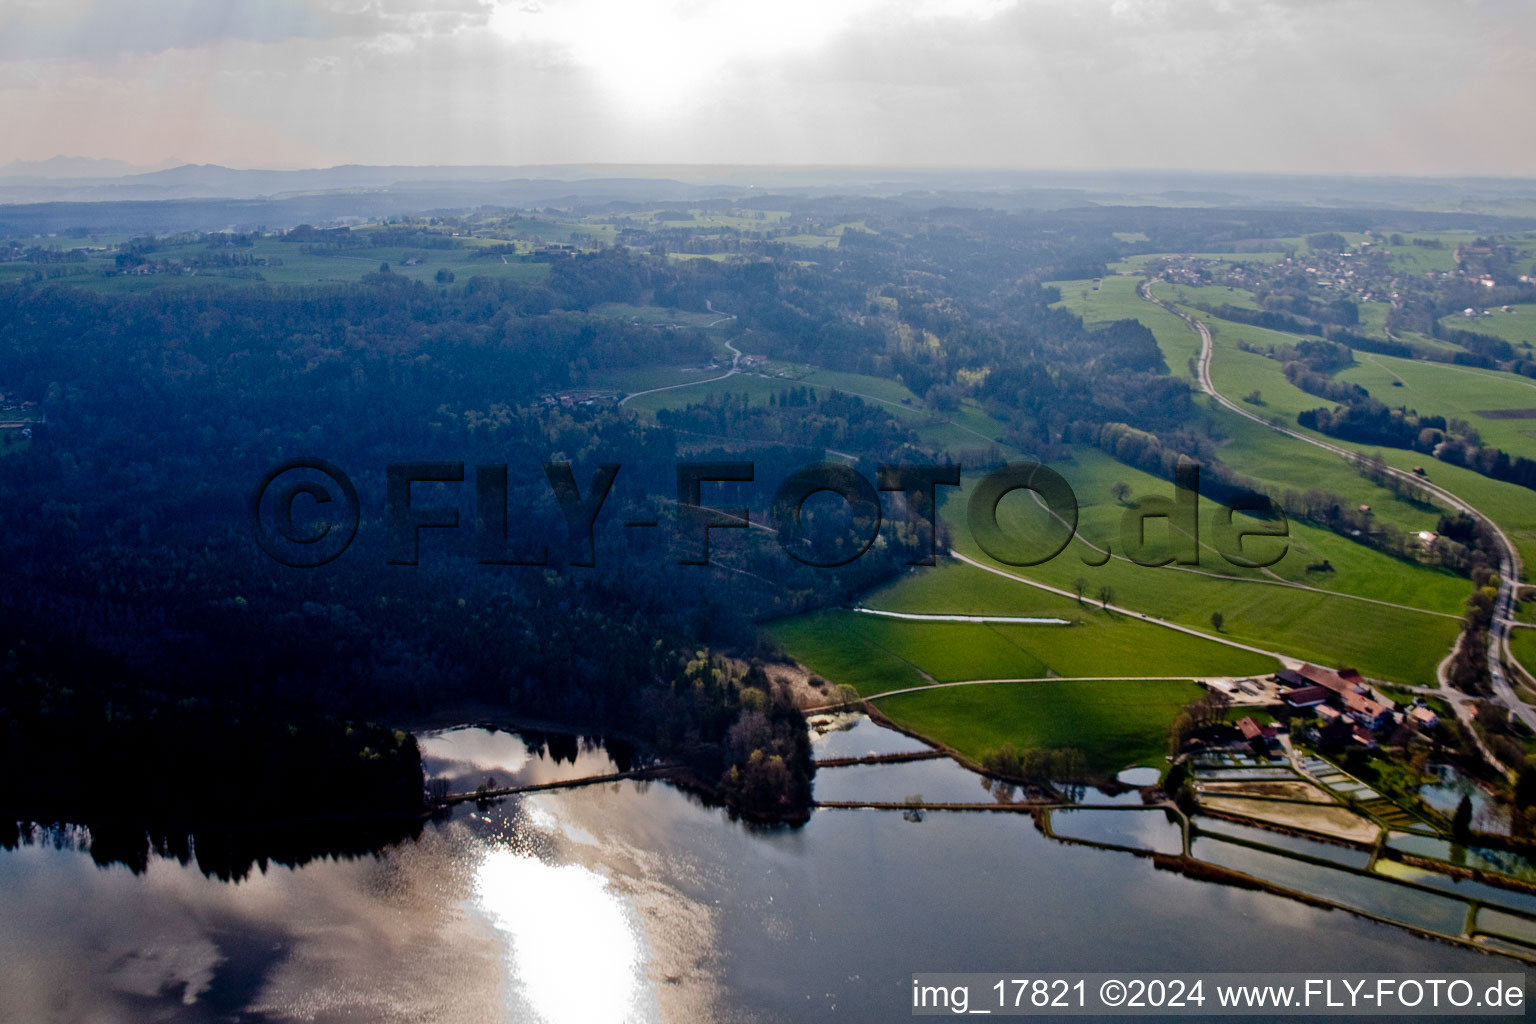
[11,157,1536,184]
[2,0,1534,178]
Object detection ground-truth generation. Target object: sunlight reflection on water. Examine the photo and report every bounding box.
[473,845,649,1024]
[419,728,532,777]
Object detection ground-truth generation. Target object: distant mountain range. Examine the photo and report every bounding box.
[1,159,1535,237]
[0,156,183,180]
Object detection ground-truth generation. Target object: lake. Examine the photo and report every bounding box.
[0,720,1509,1022]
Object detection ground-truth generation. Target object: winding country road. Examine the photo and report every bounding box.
[1140,279,1535,739]
[618,307,741,407]
[802,674,1229,713]
[851,607,1072,625]
[950,549,1295,662]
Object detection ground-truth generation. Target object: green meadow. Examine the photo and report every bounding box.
[1112,252,1289,275]
[771,440,1463,693]
[935,447,1463,684]
[615,360,930,420]
[1510,628,1536,686]
[620,374,795,416]
[20,234,556,293]
[1162,282,1263,311]
[1438,306,1536,349]
[770,602,1275,694]
[1151,290,1536,574]
[1049,273,1202,381]
[588,302,734,329]
[1194,398,1444,537]
[873,678,1205,777]
[1337,350,1536,461]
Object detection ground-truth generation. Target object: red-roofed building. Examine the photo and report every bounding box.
[1236,716,1279,748]
[1286,664,1394,733]
[1281,685,1329,708]
[1340,689,1393,730]
[1294,664,1356,695]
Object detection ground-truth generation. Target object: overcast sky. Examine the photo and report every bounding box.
[0,0,1532,175]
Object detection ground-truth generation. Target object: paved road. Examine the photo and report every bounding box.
[950,549,1294,662]
[850,607,1072,625]
[801,673,1229,713]
[618,308,740,407]
[1141,279,1536,741]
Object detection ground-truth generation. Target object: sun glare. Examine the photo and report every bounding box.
[473,845,647,1023]
[490,0,889,112]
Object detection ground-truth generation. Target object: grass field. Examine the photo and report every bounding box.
[1438,306,1536,349]
[718,331,1476,685]
[768,612,934,694]
[619,372,798,415]
[586,364,728,393]
[617,358,929,421]
[1152,288,1536,575]
[588,302,733,329]
[15,234,557,293]
[1162,282,1263,311]
[1113,252,1289,274]
[1337,349,1536,462]
[770,596,1277,691]
[1049,274,1201,381]
[1510,628,1536,686]
[1121,285,1462,544]
[1379,231,1485,274]
[873,678,1205,776]
[1194,398,1445,536]
[775,233,842,249]
[935,447,1463,684]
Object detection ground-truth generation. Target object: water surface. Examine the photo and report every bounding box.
[0,721,1514,1022]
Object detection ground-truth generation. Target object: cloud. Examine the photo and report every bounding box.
[0,0,496,59]
[0,0,330,58]
[0,0,1531,174]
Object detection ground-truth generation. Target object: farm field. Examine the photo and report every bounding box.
[937,447,1463,684]
[952,444,1467,610]
[586,364,726,394]
[6,234,557,292]
[1049,273,1201,380]
[1114,251,1289,273]
[775,233,842,248]
[605,209,789,232]
[770,604,1276,691]
[1161,282,1263,311]
[907,399,1009,454]
[1510,628,1536,685]
[1438,306,1536,349]
[1153,289,1536,574]
[773,432,1464,693]
[587,302,734,329]
[767,612,934,695]
[618,358,929,421]
[1381,238,1465,274]
[620,372,804,416]
[1337,349,1536,461]
[1105,285,1454,541]
[1194,397,1445,537]
[872,678,1205,777]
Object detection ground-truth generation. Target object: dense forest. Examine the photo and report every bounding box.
[3,194,1520,861]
